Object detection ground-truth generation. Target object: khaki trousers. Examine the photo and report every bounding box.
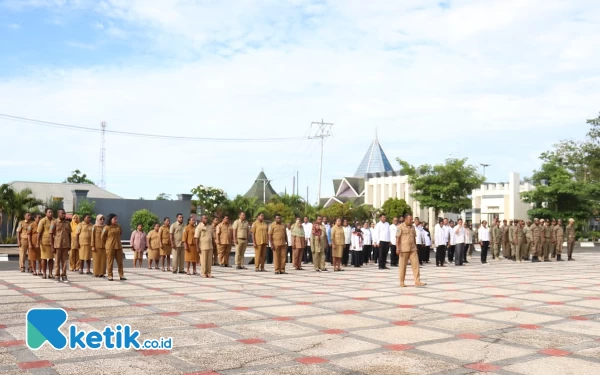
[273,245,287,272]
[69,247,80,271]
[235,240,247,266]
[555,238,563,255]
[292,247,303,269]
[254,244,266,270]
[201,249,213,276]
[19,240,28,270]
[55,248,69,276]
[542,240,551,260]
[531,239,540,256]
[312,250,325,270]
[515,242,524,261]
[218,244,232,266]
[172,246,185,271]
[567,241,575,258]
[493,242,500,258]
[502,240,510,257]
[106,248,124,278]
[399,251,421,286]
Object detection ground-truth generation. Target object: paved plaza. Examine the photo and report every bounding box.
[1,251,600,375]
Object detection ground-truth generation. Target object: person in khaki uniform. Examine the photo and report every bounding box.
[529,218,542,262]
[27,214,42,276]
[69,214,81,272]
[232,212,249,270]
[291,218,306,270]
[76,215,93,274]
[566,218,576,261]
[553,219,565,261]
[251,213,268,272]
[396,215,426,288]
[170,214,186,274]
[159,217,172,272]
[182,217,198,275]
[508,220,517,260]
[194,215,214,278]
[146,223,161,269]
[16,212,32,273]
[211,218,220,266]
[523,220,532,261]
[216,216,233,267]
[91,214,107,277]
[541,219,552,261]
[492,220,502,260]
[501,220,510,259]
[310,216,328,272]
[331,218,345,272]
[101,214,126,281]
[513,220,526,262]
[50,209,71,282]
[37,208,55,279]
[268,214,288,274]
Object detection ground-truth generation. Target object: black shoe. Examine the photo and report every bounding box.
[532,256,539,263]
[172,271,177,274]
[557,255,564,261]
[178,271,186,274]
[120,277,127,281]
[568,257,575,261]
[236,266,243,270]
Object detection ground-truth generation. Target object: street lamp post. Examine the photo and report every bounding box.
[480,163,490,178]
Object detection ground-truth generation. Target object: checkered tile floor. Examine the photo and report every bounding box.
[1,253,600,375]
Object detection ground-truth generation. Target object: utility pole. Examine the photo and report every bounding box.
[480,163,490,179]
[309,119,333,204]
[100,121,107,189]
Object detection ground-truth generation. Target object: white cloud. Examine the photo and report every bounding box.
[0,0,599,201]
[7,22,20,29]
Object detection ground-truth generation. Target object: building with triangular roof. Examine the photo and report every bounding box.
[354,135,394,177]
[244,170,278,203]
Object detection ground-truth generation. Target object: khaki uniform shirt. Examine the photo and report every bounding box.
[50,219,71,249]
[543,225,552,243]
[17,220,31,241]
[514,226,526,245]
[524,226,532,241]
[182,224,195,246]
[268,222,287,247]
[27,221,39,248]
[251,221,268,246]
[331,225,345,246]
[92,225,105,250]
[530,224,541,242]
[508,225,515,244]
[77,222,93,246]
[492,226,502,244]
[553,225,564,242]
[310,223,327,253]
[501,225,509,242]
[566,225,576,242]
[159,225,171,246]
[147,231,161,249]
[397,223,417,253]
[170,221,185,247]
[216,223,232,245]
[232,219,249,240]
[101,224,123,251]
[194,223,213,250]
[38,217,53,246]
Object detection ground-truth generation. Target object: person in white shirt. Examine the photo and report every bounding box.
[342,219,352,266]
[374,214,391,270]
[302,217,313,264]
[285,223,293,263]
[350,227,363,267]
[415,218,426,265]
[389,217,399,267]
[463,223,473,263]
[434,218,448,267]
[454,218,466,266]
[423,223,432,263]
[361,222,373,265]
[447,220,456,263]
[478,220,491,264]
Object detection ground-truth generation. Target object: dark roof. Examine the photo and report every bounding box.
[243,171,278,201]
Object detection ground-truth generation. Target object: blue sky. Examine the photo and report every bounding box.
[1,0,599,202]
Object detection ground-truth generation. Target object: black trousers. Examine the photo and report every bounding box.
[378,241,390,269]
[463,244,470,262]
[372,245,379,263]
[481,241,490,264]
[325,244,332,263]
[266,246,273,264]
[302,245,313,263]
[390,245,398,266]
[455,243,464,265]
[342,244,350,266]
[417,245,424,264]
[424,246,431,262]
[287,246,293,263]
[447,245,455,262]
[436,245,446,265]
[363,245,372,263]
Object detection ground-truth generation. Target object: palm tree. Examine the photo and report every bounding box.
[224,195,262,219]
[0,184,13,240]
[9,188,43,236]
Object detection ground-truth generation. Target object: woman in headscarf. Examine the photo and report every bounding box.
[91,214,107,278]
[70,214,80,272]
[77,214,94,274]
[291,217,306,270]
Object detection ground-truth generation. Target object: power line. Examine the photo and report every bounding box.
[0,113,307,143]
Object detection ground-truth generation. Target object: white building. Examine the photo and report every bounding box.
[470,172,535,224]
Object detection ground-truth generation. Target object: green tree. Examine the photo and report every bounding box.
[259,202,295,223]
[221,195,262,220]
[0,185,43,237]
[44,197,63,217]
[64,169,94,184]
[156,193,171,201]
[130,209,159,233]
[396,157,484,219]
[319,202,374,224]
[191,185,228,217]
[381,198,412,218]
[74,200,96,220]
[270,193,306,219]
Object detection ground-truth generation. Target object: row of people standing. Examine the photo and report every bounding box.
[16,209,126,281]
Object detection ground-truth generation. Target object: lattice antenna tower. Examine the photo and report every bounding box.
[100,121,106,189]
[309,119,333,204]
